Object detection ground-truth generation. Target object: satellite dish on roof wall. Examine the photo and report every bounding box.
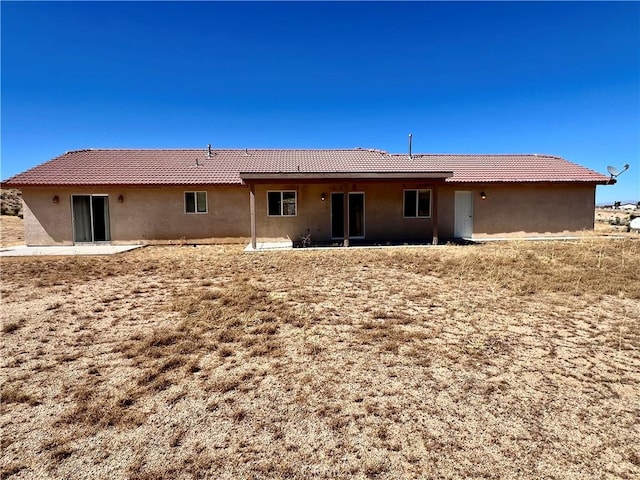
[606,164,630,181]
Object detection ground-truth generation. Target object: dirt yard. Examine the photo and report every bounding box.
[1,234,639,479]
[0,216,24,247]
[595,207,637,235]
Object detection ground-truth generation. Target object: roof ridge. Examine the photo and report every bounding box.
[65,148,388,152]
[64,149,565,158]
[393,153,564,158]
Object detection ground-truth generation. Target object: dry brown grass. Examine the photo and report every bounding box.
[595,207,638,235]
[0,215,24,247]
[1,239,639,479]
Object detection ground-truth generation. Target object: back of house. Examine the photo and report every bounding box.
[2,147,611,246]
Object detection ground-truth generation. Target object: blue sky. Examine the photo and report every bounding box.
[2,1,638,203]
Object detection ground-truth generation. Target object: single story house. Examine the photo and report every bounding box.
[2,148,611,247]
[620,203,638,211]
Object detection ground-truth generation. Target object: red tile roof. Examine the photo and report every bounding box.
[2,148,610,186]
[392,154,611,183]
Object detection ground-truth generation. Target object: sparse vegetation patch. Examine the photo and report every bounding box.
[1,239,639,479]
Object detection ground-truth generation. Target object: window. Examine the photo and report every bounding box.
[185,191,207,213]
[403,189,431,218]
[268,191,297,216]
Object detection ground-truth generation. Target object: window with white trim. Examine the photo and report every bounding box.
[403,189,431,218]
[185,191,207,213]
[268,191,297,216]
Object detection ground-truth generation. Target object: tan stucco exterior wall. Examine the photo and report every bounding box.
[20,182,598,245]
[253,182,598,242]
[252,182,438,243]
[21,186,250,245]
[21,191,68,245]
[441,183,596,238]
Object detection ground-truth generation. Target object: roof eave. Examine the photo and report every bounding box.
[239,171,454,183]
[2,181,243,188]
[445,178,612,185]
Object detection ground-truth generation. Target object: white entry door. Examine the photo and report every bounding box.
[454,191,473,239]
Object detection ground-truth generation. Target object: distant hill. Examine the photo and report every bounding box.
[1,188,23,217]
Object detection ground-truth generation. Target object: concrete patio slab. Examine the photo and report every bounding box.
[244,241,293,252]
[0,245,144,257]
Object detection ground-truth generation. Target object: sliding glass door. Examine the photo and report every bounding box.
[72,195,111,243]
[330,192,365,239]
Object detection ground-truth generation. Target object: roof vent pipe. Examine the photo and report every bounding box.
[408,133,413,159]
[207,144,212,158]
